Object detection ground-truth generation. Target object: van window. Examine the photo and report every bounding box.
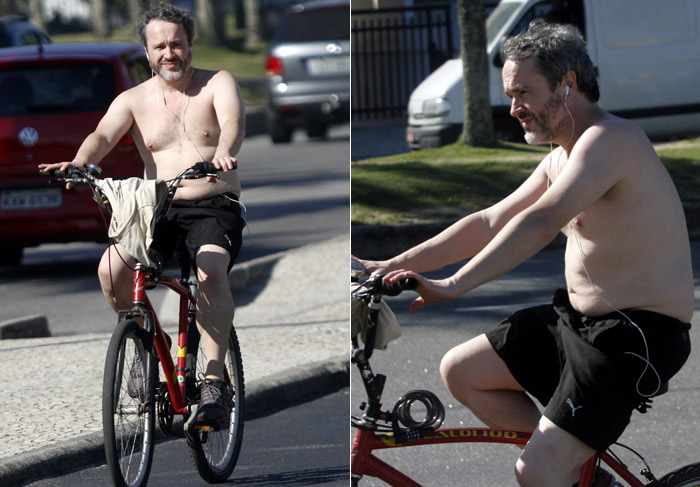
[0,64,116,117]
[486,2,519,46]
[507,0,585,39]
[509,2,554,38]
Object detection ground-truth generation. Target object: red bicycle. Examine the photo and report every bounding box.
[350,264,700,487]
[43,163,245,487]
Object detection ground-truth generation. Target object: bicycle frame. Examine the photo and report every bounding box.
[130,262,196,416]
[351,425,647,486]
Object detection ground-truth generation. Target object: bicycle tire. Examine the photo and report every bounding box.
[102,319,156,487]
[653,462,700,486]
[186,323,245,483]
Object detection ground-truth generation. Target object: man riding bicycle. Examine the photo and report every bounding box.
[357,20,693,487]
[39,2,246,427]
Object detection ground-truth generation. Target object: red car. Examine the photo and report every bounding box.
[0,42,150,266]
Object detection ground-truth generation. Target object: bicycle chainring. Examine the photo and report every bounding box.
[157,381,174,436]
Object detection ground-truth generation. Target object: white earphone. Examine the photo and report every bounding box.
[565,85,570,99]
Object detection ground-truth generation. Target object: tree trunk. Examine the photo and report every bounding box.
[244,0,262,47]
[127,0,144,42]
[28,0,45,30]
[457,0,496,147]
[196,0,226,46]
[91,0,111,39]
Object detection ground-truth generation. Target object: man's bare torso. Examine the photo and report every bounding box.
[126,69,240,200]
[548,118,693,322]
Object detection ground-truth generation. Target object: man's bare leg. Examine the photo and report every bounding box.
[98,243,136,313]
[440,334,542,430]
[195,244,234,380]
[516,416,595,486]
[440,334,597,485]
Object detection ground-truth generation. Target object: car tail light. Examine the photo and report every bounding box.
[266,55,283,77]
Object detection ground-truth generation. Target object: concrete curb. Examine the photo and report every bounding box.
[0,354,349,487]
[0,315,51,339]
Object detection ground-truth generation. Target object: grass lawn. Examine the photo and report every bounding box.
[351,138,700,225]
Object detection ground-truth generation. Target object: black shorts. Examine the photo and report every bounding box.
[485,289,691,451]
[150,193,245,273]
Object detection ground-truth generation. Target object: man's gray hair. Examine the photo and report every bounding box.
[138,2,195,46]
[502,19,599,102]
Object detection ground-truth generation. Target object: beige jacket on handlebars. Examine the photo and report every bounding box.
[94,178,169,268]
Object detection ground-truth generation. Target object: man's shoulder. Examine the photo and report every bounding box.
[116,78,153,103]
[584,114,648,145]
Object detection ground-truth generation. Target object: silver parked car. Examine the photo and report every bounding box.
[264,0,350,143]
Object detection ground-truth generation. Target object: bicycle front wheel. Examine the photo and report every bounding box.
[102,319,156,487]
[654,462,700,486]
[186,323,245,483]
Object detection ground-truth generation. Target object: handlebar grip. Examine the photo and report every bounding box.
[378,277,418,296]
[192,162,220,175]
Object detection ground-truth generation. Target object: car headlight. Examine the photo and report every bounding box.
[411,97,451,119]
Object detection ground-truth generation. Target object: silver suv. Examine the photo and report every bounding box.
[264,0,350,143]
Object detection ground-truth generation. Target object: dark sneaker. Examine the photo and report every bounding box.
[574,467,622,487]
[194,378,233,429]
[592,468,623,487]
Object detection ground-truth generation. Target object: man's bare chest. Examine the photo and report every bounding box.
[134,99,220,153]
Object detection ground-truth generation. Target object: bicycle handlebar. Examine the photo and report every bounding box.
[39,161,223,183]
[364,274,418,297]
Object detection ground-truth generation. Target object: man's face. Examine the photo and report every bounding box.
[145,20,192,82]
[503,58,566,145]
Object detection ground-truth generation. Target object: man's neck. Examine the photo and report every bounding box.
[159,66,194,93]
[557,103,606,153]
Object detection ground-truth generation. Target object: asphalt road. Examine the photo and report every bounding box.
[0,126,350,336]
[350,243,700,486]
[24,387,350,486]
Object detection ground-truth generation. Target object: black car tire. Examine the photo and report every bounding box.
[0,244,23,266]
[268,114,293,144]
[305,121,328,139]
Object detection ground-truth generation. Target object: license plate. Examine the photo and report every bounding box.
[307,55,350,75]
[1,188,62,210]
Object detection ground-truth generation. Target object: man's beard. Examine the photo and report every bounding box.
[153,54,191,82]
[522,94,566,145]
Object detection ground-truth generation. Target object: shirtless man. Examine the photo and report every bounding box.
[358,20,693,486]
[39,2,246,426]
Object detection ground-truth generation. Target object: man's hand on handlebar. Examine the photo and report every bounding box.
[38,161,86,190]
[209,155,238,182]
[382,269,457,314]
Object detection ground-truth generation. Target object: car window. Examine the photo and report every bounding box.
[275,6,350,42]
[128,53,151,85]
[0,64,116,116]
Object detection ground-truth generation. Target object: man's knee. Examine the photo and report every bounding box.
[514,457,546,487]
[439,337,485,391]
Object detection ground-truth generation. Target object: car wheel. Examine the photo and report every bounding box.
[0,245,23,266]
[268,115,293,144]
[305,122,328,139]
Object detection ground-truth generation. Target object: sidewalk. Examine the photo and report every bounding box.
[0,235,349,486]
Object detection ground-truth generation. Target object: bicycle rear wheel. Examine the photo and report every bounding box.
[102,319,156,487]
[186,322,245,483]
[654,462,700,486]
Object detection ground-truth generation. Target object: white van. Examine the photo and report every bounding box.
[406,0,700,149]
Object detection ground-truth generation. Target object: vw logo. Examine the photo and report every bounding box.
[18,127,39,147]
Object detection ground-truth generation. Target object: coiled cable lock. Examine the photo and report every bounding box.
[391,390,445,444]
